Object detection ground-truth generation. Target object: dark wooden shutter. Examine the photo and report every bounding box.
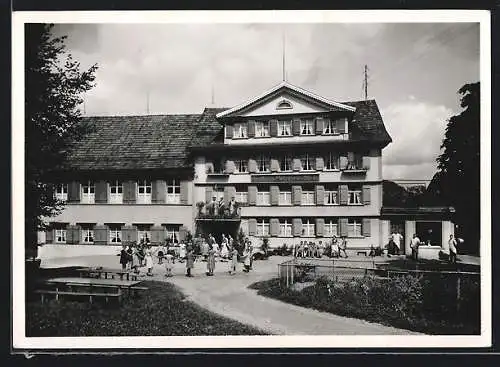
[123,181,137,204]
[315,117,324,134]
[248,219,257,236]
[315,218,325,237]
[270,185,279,206]
[292,118,301,136]
[178,226,187,242]
[362,219,371,237]
[95,181,108,203]
[205,186,213,203]
[247,186,257,206]
[72,225,81,244]
[337,118,346,134]
[93,225,109,245]
[151,226,165,245]
[270,119,278,137]
[67,182,81,203]
[292,186,302,206]
[66,225,74,244]
[45,228,54,244]
[270,218,279,237]
[180,180,189,204]
[339,218,348,237]
[247,120,256,138]
[339,185,349,205]
[315,185,325,205]
[292,218,302,237]
[225,124,233,138]
[363,186,371,205]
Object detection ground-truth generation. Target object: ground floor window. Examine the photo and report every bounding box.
[256,218,270,237]
[302,219,315,237]
[165,225,180,244]
[81,226,94,244]
[257,190,270,206]
[279,219,292,237]
[324,219,338,238]
[109,226,122,244]
[137,225,152,244]
[235,191,248,204]
[55,229,67,243]
[348,218,362,237]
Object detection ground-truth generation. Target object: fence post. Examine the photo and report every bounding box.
[286,261,289,288]
[456,270,461,314]
[291,262,294,285]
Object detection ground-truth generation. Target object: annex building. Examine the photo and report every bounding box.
[38,81,456,259]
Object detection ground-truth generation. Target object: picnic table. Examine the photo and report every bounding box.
[76,267,138,281]
[35,277,147,304]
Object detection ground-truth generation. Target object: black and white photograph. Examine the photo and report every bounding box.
[12,10,491,350]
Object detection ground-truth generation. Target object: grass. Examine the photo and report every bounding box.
[249,276,480,335]
[26,280,268,336]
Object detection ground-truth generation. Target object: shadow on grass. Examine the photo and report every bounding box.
[27,280,268,336]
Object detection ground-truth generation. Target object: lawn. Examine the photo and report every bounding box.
[249,275,480,335]
[26,280,268,336]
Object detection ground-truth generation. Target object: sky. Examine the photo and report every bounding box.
[52,22,479,181]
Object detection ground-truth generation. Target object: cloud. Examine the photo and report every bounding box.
[381,101,454,180]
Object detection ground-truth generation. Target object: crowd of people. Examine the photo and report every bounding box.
[118,233,256,278]
[291,235,349,259]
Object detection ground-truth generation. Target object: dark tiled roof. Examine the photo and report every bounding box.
[343,100,392,145]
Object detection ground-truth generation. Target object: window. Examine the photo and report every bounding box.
[277,100,292,109]
[235,191,248,204]
[278,120,292,136]
[109,181,123,204]
[346,152,363,170]
[255,121,270,137]
[348,187,362,205]
[257,190,270,206]
[234,159,248,173]
[325,189,339,205]
[166,179,181,204]
[348,219,362,237]
[82,228,94,244]
[302,219,315,237]
[213,159,224,174]
[109,226,122,244]
[323,119,338,135]
[55,184,68,201]
[137,226,151,243]
[300,119,314,135]
[279,190,292,205]
[137,180,152,204]
[256,219,270,237]
[280,219,292,237]
[233,123,247,138]
[81,181,95,204]
[280,155,292,172]
[300,154,315,171]
[257,155,270,172]
[301,190,315,206]
[165,225,180,244]
[55,229,67,243]
[324,219,339,238]
[325,152,340,170]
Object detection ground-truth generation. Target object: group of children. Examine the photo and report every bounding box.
[292,235,349,258]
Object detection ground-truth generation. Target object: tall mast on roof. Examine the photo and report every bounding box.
[282,31,286,82]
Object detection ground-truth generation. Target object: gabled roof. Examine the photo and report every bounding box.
[216,81,356,118]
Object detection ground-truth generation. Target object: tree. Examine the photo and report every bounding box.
[432,82,480,253]
[25,24,98,256]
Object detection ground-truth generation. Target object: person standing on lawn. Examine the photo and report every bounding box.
[330,235,339,258]
[145,245,154,276]
[391,231,403,255]
[448,234,458,264]
[186,246,195,277]
[206,245,216,276]
[410,233,421,261]
[318,240,324,258]
[156,243,166,265]
[119,244,129,270]
[229,246,238,275]
[164,251,174,277]
[126,243,134,270]
[179,242,186,262]
[339,236,348,258]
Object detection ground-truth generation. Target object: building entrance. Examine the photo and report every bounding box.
[195,219,240,244]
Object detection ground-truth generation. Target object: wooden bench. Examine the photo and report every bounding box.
[34,289,122,304]
[357,251,368,256]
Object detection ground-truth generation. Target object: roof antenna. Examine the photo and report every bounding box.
[282,31,286,82]
[363,64,369,100]
[146,89,150,114]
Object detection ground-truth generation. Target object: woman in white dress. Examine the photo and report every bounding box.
[145,246,154,276]
[179,242,186,262]
[220,234,229,259]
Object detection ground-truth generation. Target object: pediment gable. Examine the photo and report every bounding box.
[216,81,355,119]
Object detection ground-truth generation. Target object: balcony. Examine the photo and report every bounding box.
[195,200,241,221]
[341,162,368,175]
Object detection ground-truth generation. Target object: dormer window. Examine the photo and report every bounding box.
[233,123,248,138]
[276,100,293,110]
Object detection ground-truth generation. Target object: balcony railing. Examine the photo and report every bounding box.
[196,200,241,220]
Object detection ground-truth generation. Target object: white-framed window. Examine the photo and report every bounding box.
[276,100,293,109]
[280,155,292,172]
[279,219,292,237]
[279,191,292,205]
[324,190,339,205]
[300,119,314,135]
[324,219,339,238]
[234,159,248,173]
[300,154,315,171]
[257,155,270,172]
[302,219,315,237]
[348,218,362,237]
[55,184,68,201]
[301,191,315,206]
[323,119,338,135]
[109,226,122,244]
[278,120,292,136]
[81,181,95,204]
[109,181,123,204]
[235,191,248,204]
[325,152,340,170]
[233,123,248,138]
[255,121,270,137]
[165,225,180,244]
[256,218,270,237]
[348,188,362,205]
[55,229,67,243]
[257,190,270,206]
[346,152,363,170]
[166,179,181,204]
[82,228,94,244]
[137,180,152,204]
[137,227,151,243]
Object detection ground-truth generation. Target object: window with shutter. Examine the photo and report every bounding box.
[248,219,257,236]
[362,186,371,205]
[109,181,123,204]
[225,124,233,138]
[95,181,108,203]
[362,219,371,237]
